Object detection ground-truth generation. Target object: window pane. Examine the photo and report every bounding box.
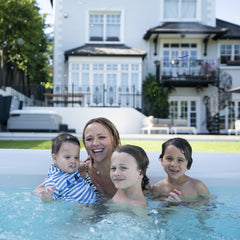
[71,64,79,70]
[81,73,89,91]
[164,0,178,18]
[121,73,128,92]
[181,0,196,18]
[89,14,103,41]
[131,73,138,91]
[71,72,79,92]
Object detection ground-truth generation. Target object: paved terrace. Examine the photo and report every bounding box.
[0,132,239,141]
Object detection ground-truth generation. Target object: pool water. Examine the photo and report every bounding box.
[0,185,239,240]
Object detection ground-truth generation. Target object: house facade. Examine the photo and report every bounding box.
[51,0,240,134]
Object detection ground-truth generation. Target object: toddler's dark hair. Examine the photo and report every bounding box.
[52,132,80,154]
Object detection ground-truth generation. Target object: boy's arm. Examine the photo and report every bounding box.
[32,182,44,195]
[40,186,56,202]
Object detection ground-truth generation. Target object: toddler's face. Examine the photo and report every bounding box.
[53,142,80,173]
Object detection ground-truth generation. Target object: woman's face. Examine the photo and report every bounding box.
[84,122,115,163]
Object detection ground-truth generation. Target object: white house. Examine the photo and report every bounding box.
[50,0,240,134]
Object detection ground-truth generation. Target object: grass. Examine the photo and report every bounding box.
[0,140,240,153]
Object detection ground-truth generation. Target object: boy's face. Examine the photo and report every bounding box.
[110,151,142,190]
[161,145,188,179]
[52,142,80,173]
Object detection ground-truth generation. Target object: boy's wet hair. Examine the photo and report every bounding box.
[52,132,80,154]
[159,138,193,169]
[82,117,121,148]
[113,144,150,190]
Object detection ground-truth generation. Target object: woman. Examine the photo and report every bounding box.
[79,117,120,199]
[33,117,120,200]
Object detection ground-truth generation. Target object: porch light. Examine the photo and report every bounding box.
[203,95,209,105]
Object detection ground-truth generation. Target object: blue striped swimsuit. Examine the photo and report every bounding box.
[44,164,96,204]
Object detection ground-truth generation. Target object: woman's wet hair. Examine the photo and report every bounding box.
[159,138,193,169]
[52,132,80,154]
[82,117,121,148]
[113,144,150,190]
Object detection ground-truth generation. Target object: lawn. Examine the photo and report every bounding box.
[0,140,239,153]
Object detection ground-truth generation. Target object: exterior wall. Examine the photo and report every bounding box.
[24,106,146,134]
[52,0,240,134]
[53,0,161,89]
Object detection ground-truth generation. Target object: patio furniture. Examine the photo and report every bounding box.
[141,116,197,135]
[228,120,240,135]
[141,116,170,134]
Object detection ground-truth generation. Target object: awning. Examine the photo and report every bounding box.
[228,87,240,93]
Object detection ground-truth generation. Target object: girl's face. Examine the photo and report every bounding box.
[52,142,80,173]
[161,145,188,179]
[84,122,115,163]
[110,151,142,190]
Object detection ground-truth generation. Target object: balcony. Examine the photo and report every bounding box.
[159,59,219,87]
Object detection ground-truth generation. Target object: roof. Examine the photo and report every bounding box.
[65,44,147,60]
[216,19,240,39]
[228,87,240,93]
[143,21,227,40]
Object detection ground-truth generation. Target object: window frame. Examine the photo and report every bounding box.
[161,0,201,22]
[220,43,240,65]
[87,10,123,43]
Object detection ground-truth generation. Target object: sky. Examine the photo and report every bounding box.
[36,0,240,30]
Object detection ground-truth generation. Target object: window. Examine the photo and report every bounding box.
[164,0,196,20]
[220,44,232,64]
[220,44,240,64]
[234,45,240,61]
[169,99,197,127]
[89,12,121,42]
[162,42,197,70]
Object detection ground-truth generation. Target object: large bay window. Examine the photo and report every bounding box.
[69,62,141,106]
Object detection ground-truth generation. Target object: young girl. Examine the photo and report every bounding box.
[110,144,150,206]
[152,138,210,204]
[40,132,96,204]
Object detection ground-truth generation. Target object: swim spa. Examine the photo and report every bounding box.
[0,149,240,240]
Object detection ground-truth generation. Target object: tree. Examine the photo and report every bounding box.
[0,0,49,96]
[142,73,169,118]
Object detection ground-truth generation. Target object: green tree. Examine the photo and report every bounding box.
[0,0,50,95]
[142,73,169,118]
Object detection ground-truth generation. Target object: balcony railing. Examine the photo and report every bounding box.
[159,59,219,87]
[46,84,142,109]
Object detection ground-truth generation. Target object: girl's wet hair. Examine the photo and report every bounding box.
[160,138,193,169]
[52,132,80,154]
[113,144,150,190]
[82,117,121,148]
